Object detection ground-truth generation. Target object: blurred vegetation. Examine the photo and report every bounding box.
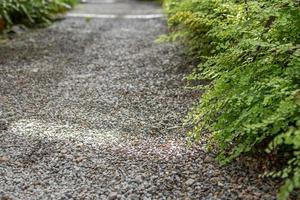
[0,0,77,30]
[163,0,300,199]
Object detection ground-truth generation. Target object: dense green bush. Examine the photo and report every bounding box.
[0,0,77,27]
[164,0,300,199]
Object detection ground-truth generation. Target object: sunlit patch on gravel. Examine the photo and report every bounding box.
[114,138,187,161]
[4,119,190,162]
[8,119,121,145]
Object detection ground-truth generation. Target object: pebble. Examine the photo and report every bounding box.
[0,120,8,130]
[0,156,9,163]
[108,192,118,200]
[204,156,214,163]
[134,175,143,183]
[185,179,195,186]
[127,194,140,200]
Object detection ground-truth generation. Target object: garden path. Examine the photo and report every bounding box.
[0,0,277,199]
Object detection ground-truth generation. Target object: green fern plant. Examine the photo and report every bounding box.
[0,0,77,27]
[164,0,300,199]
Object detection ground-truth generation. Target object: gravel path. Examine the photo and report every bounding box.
[0,0,278,199]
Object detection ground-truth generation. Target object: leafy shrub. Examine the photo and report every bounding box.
[0,0,77,27]
[164,0,300,199]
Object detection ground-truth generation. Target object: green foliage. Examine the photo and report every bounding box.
[0,0,78,27]
[164,0,300,199]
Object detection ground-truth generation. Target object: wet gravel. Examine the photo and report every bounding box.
[0,0,278,199]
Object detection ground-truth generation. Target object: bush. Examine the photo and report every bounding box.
[0,0,77,28]
[164,0,300,199]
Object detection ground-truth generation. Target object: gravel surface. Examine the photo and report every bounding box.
[0,0,278,199]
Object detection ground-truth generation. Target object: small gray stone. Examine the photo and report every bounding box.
[204,156,214,163]
[128,194,139,200]
[108,192,118,200]
[185,179,195,186]
[0,119,8,130]
[134,175,143,183]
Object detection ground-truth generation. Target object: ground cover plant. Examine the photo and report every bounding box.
[164,0,300,199]
[0,0,77,29]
